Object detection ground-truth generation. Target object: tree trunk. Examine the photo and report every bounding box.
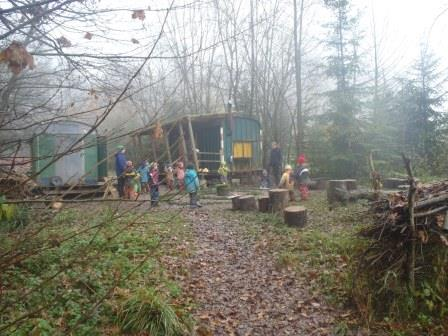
[284,205,307,227]
[269,188,289,214]
[293,0,305,153]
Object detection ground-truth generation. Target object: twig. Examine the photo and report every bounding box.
[402,153,416,291]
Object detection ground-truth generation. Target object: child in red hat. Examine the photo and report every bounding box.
[294,154,311,200]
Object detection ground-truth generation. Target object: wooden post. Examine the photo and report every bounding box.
[284,206,307,227]
[178,122,188,163]
[164,129,172,163]
[258,196,271,213]
[238,195,257,211]
[269,189,289,214]
[151,139,157,163]
[187,116,199,170]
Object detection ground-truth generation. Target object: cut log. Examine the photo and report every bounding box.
[238,195,257,211]
[258,196,271,213]
[216,184,230,196]
[269,189,289,214]
[284,206,307,227]
[343,179,358,191]
[230,195,241,210]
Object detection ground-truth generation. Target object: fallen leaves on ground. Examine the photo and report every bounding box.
[181,205,338,335]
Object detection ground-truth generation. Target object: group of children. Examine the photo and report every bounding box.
[275,154,311,201]
[122,160,201,208]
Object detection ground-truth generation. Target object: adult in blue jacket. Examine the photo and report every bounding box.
[115,145,127,197]
[184,163,201,208]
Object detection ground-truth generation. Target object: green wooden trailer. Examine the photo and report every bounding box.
[31,121,107,186]
[133,113,263,175]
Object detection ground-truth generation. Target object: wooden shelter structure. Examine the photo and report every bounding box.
[133,113,262,176]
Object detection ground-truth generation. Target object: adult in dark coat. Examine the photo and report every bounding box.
[269,141,282,185]
[115,145,127,197]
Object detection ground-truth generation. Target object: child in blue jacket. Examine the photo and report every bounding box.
[137,160,150,193]
[184,163,202,208]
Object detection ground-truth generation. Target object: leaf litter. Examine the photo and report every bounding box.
[180,204,339,335]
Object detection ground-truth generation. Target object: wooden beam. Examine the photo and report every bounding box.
[178,122,188,163]
[187,116,199,170]
[151,138,157,163]
[164,128,172,163]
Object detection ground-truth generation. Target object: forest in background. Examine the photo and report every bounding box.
[1,1,448,335]
[0,0,447,179]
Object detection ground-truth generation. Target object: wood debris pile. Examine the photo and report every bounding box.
[354,180,448,320]
[365,180,448,245]
[0,169,39,199]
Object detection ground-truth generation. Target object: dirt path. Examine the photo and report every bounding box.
[183,205,338,336]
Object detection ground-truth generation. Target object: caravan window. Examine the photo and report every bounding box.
[233,142,252,158]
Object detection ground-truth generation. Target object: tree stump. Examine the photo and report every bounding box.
[238,195,257,211]
[230,195,241,210]
[284,206,307,227]
[269,189,289,214]
[216,184,230,196]
[258,196,271,213]
[383,178,408,189]
[343,179,358,191]
[327,180,351,207]
[309,178,328,190]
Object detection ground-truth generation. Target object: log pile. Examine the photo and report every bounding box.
[366,180,448,241]
[355,180,448,317]
[0,169,39,198]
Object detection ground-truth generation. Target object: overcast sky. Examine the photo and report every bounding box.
[86,0,448,72]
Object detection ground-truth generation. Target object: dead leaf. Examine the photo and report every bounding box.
[0,41,35,74]
[56,36,72,48]
[131,38,139,44]
[132,9,146,20]
[84,32,93,40]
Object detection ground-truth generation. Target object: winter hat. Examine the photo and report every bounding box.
[284,164,292,171]
[297,154,306,165]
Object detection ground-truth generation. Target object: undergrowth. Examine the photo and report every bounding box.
[0,205,194,335]
[232,191,448,335]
